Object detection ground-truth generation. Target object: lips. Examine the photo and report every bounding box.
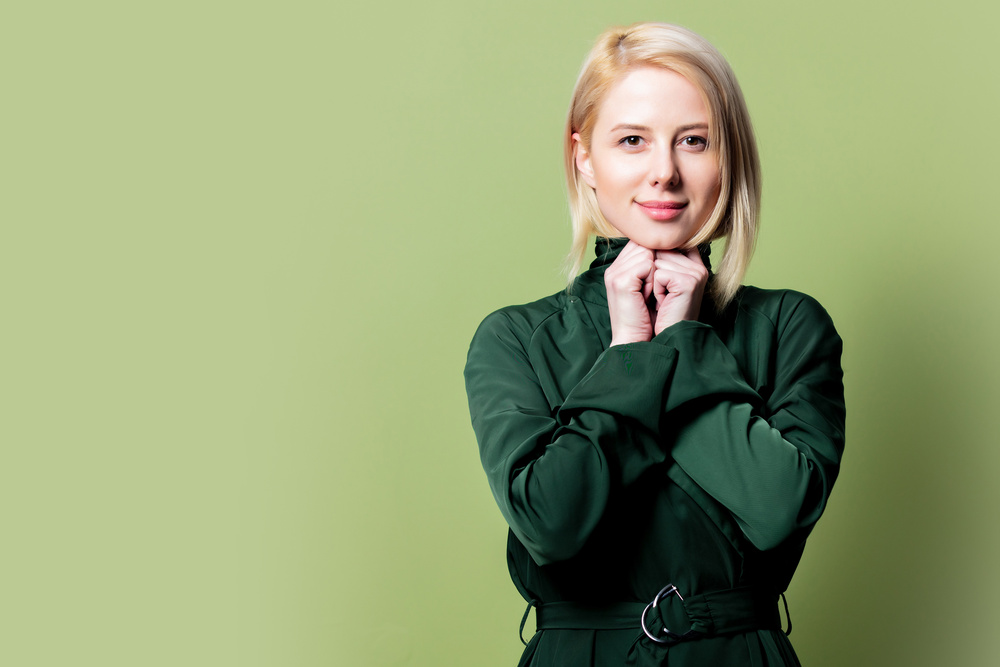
[636,200,687,220]
[637,199,686,208]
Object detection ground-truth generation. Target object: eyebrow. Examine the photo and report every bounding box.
[609,122,709,133]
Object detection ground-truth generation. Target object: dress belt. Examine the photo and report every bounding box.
[522,585,788,646]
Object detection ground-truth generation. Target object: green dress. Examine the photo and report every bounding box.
[464,237,846,666]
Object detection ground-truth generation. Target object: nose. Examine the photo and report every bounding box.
[649,147,680,188]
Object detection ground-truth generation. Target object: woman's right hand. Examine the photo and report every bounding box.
[605,240,656,346]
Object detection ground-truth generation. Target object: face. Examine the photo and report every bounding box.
[574,66,721,250]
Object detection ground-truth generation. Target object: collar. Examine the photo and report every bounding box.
[591,236,713,272]
[572,237,714,307]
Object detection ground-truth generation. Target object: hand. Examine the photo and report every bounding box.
[605,240,656,346]
[651,247,709,335]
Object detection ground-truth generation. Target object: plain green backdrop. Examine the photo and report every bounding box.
[3,1,999,665]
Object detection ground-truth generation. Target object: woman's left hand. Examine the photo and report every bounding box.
[651,247,709,335]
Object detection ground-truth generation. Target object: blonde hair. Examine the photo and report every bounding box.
[565,23,761,309]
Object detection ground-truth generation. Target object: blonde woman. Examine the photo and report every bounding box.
[465,23,845,667]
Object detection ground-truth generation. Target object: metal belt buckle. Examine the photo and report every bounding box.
[640,583,685,644]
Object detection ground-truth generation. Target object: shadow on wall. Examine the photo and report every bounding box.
[806,247,994,666]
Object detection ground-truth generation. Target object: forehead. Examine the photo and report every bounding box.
[594,66,709,129]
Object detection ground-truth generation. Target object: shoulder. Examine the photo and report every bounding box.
[468,290,570,353]
[731,286,842,362]
[732,286,837,333]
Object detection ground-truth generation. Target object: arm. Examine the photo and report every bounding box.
[658,293,846,550]
[468,258,842,564]
[464,308,682,565]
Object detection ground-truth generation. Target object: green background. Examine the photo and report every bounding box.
[4,1,998,665]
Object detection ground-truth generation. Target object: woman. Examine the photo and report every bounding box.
[464,22,845,667]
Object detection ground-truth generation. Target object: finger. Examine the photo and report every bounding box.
[609,241,654,269]
[652,263,670,306]
[625,238,655,252]
[609,256,656,289]
[654,248,702,266]
[653,251,709,281]
[607,248,656,285]
[653,262,705,285]
[653,269,705,300]
[678,245,706,268]
[620,240,655,265]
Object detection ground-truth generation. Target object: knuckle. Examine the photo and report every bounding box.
[608,276,628,291]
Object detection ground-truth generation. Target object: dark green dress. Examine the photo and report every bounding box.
[464,238,845,666]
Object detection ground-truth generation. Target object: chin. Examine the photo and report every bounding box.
[631,234,688,251]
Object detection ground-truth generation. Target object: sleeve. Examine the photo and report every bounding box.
[464,308,758,565]
[658,293,846,551]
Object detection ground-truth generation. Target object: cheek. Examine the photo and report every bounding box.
[593,159,640,195]
[700,166,722,204]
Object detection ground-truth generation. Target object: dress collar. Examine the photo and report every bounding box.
[573,237,715,307]
[591,236,713,272]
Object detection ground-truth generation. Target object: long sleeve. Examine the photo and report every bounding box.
[465,289,844,565]
[464,308,684,565]
[467,245,843,667]
[656,292,845,550]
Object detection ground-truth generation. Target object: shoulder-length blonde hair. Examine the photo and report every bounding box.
[565,22,761,309]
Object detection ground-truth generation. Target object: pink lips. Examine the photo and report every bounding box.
[636,199,687,221]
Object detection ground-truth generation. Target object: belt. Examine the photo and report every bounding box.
[520,584,790,646]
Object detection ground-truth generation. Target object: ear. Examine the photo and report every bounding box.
[572,132,597,189]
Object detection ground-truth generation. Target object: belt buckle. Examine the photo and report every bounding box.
[640,583,687,645]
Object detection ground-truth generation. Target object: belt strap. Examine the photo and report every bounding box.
[537,601,648,631]
[524,586,784,645]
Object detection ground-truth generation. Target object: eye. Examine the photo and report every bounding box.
[618,135,644,148]
[680,135,708,150]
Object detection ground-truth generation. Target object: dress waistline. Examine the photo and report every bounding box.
[521,585,788,646]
